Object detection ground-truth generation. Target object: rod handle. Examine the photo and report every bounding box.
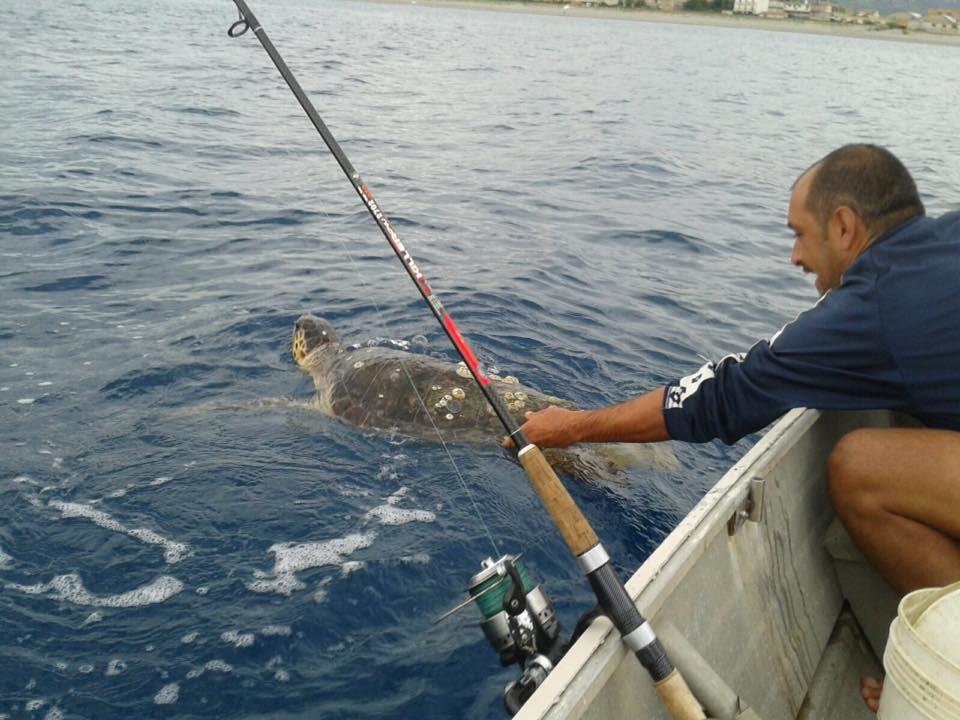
[655,669,707,720]
[517,445,599,556]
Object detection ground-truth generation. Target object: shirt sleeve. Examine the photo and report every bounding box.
[662,275,908,444]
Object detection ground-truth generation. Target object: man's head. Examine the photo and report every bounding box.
[788,144,924,296]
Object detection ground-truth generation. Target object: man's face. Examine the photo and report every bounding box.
[788,170,844,296]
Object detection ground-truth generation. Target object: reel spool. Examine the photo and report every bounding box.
[467,555,566,715]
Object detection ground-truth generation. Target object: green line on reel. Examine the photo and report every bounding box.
[469,555,534,620]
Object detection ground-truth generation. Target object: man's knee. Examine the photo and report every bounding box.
[828,429,876,515]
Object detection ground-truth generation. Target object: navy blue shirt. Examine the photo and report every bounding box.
[663,211,960,444]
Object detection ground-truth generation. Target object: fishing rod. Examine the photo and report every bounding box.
[224,3,705,718]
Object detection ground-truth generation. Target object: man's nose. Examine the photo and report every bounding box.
[790,242,802,267]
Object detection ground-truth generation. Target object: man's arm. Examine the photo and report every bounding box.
[504,387,670,449]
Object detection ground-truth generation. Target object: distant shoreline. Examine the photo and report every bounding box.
[355,0,960,46]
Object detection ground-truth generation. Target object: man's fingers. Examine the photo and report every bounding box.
[502,411,538,449]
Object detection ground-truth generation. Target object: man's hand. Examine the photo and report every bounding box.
[502,406,582,450]
[501,388,670,450]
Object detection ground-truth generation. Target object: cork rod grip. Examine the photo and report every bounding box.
[655,670,707,720]
[518,446,599,556]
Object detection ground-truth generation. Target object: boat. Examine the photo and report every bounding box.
[515,407,907,720]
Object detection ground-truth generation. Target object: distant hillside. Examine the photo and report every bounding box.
[841,0,960,13]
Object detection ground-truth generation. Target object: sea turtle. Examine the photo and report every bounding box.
[292,314,678,478]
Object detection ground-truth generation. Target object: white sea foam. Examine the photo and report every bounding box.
[0,545,12,569]
[149,476,172,486]
[8,573,184,608]
[271,533,377,574]
[363,488,436,526]
[337,487,372,498]
[17,398,35,405]
[186,659,233,680]
[386,487,409,504]
[221,630,255,648]
[44,709,63,720]
[25,700,45,712]
[246,573,306,596]
[81,611,103,627]
[314,576,333,604]
[153,683,179,705]
[341,561,365,576]
[364,505,436,526]
[260,625,292,637]
[375,464,400,481]
[247,532,376,596]
[48,500,188,563]
[180,632,198,644]
[400,553,431,565]
[105,659,127,676]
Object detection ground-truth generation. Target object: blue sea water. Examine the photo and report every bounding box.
[1,0,958,717]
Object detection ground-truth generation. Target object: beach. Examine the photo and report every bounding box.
[359,0,960,46]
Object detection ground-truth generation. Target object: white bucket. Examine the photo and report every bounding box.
[878,580,960,720]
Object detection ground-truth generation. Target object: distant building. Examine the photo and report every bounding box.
[812,0,832,18]
[922,10,958,30]
[733,0,770,14]
[783,0,811,17]
[883,11,918,27]
[765,0,787,17]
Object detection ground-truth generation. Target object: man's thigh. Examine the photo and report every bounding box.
[831,427,960,537]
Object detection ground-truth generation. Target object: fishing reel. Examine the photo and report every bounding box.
[438,554,567,715]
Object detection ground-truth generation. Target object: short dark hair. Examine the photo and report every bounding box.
[803,144,925,238]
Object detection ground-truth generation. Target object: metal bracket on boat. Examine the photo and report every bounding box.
[727,477,765,536]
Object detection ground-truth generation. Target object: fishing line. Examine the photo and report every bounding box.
[328,226,502,560]
[223,4,706,716]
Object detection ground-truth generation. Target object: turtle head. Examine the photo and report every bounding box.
[292,314,340,369]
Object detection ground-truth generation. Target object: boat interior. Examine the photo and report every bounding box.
[517,408,908,720]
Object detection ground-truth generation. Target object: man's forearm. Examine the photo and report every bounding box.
[513,387,670,449]
[567,387,670,444]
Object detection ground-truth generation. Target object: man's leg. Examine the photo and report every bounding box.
[828,427,960,713]
[828,427,960,594]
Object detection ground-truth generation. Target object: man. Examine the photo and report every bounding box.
[507,144,960,713]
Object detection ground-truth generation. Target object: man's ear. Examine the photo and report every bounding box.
[830,206,862,251]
